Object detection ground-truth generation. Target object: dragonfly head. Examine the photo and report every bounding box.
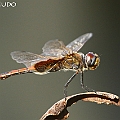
[85,52,100,70]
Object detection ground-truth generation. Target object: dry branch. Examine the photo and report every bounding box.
[40,91,120,120]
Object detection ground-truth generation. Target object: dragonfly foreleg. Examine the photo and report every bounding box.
[64,71,79,99]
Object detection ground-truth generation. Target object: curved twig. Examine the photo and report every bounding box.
[40,91,120,120]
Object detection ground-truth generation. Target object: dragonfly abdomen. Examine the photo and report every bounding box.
[34,58,64,73]
[0,68,32,80]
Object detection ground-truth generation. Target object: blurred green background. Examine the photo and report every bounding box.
[0,0,120,120]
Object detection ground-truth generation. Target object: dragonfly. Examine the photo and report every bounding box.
[0,33,100,97]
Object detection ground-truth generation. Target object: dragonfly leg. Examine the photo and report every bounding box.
[80,71,96,92]
[64,71,79,99]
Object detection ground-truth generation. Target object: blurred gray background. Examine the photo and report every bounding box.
[0,0,120,120]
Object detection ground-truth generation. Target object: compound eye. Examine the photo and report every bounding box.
[86,52,96,66]
[86,52,100,70]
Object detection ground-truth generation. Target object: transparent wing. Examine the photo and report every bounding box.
[10,51,48,67]
[66,33,93,52]
[41,39,70,57]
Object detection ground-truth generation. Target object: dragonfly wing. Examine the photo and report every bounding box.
[10,51,47,67]
[42,39,70,57]
[66,33,93,52]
